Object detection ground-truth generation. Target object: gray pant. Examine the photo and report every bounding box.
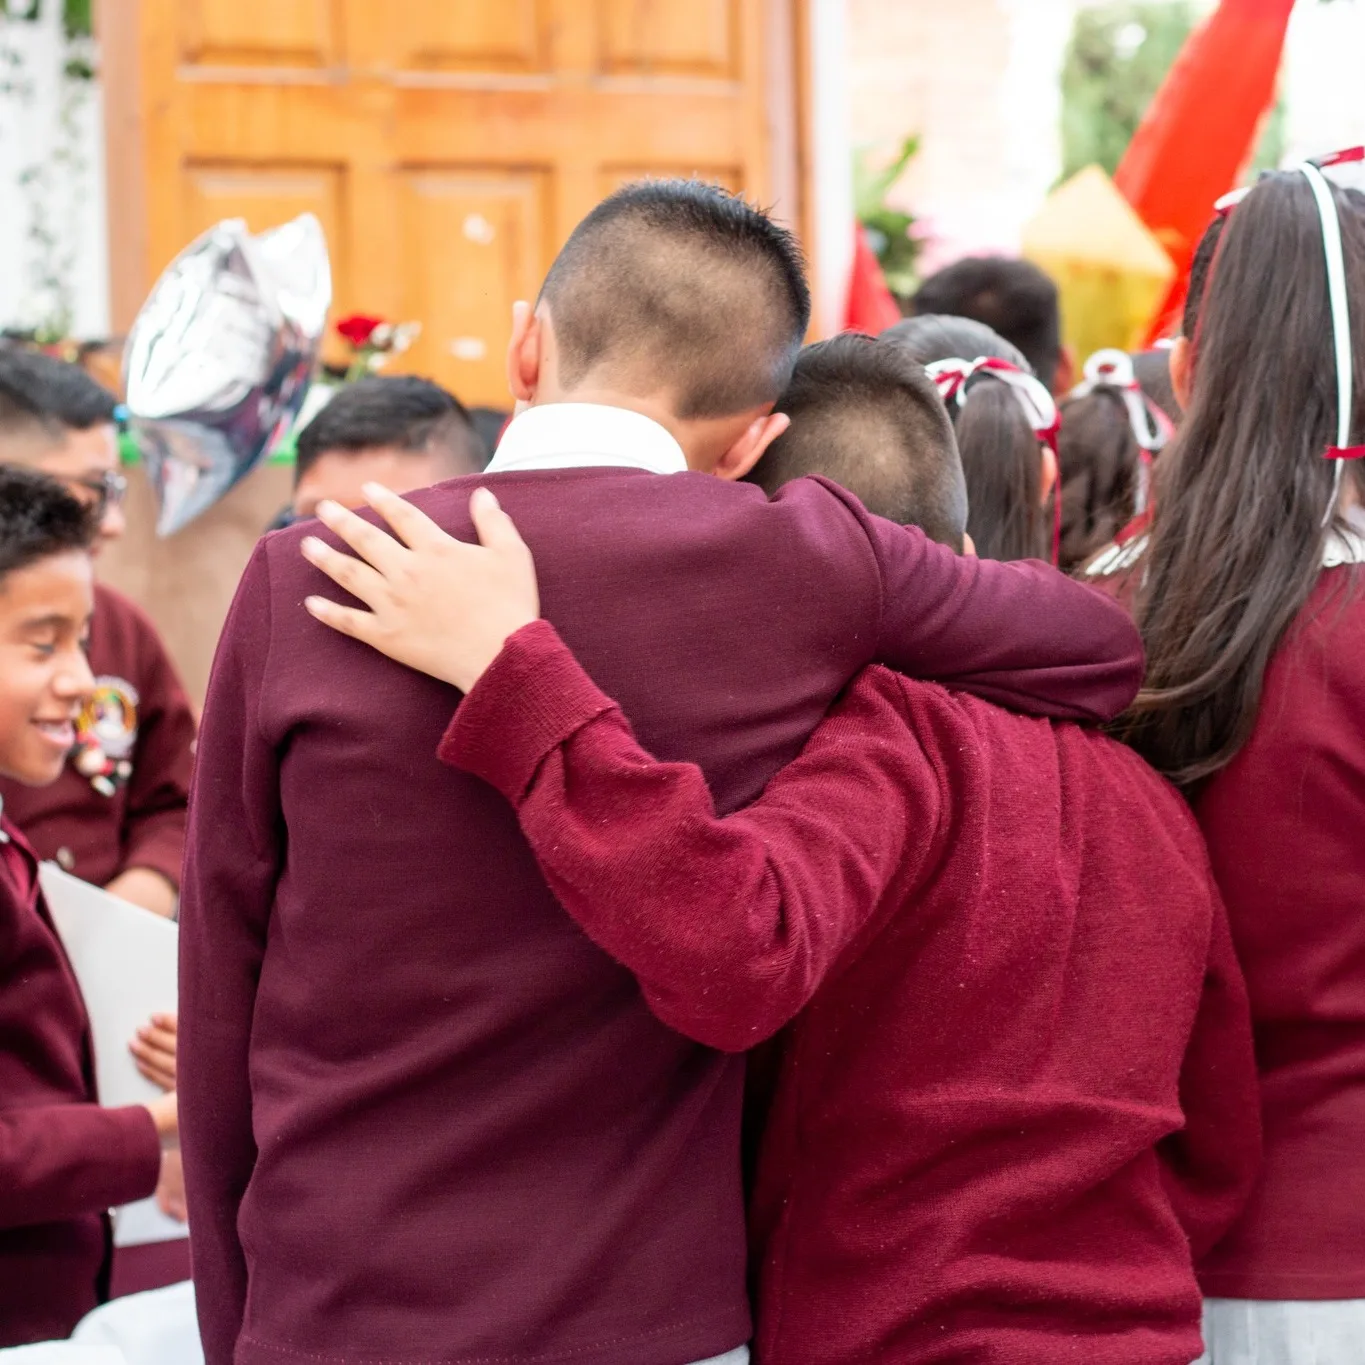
[1194,1298,1365,1365]
[691,1351,748,1365]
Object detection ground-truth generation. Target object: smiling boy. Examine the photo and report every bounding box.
[0,466,179,1345]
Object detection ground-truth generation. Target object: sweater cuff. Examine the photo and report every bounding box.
[120,821,187,890]
[104,1104,164,1206]
[439,620,618,804]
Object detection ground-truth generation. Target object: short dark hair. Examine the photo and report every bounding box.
[0,464,96,583]
[295,376,483,484]
[539,179,810,420]
[911,256,1063,391]
[0,349,118,437]
[747,333,967,549]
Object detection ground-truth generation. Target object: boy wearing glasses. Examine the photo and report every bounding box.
[0,349,194,921]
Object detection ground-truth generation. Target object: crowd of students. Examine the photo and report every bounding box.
[0,166,1361,1365]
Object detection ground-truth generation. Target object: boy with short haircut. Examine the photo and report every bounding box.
[308,335,1260,1364]
[0,350,195,919]
[0,466,178,1346]
[291,375,485,521]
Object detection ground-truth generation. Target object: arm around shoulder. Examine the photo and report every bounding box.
[442,623,940,1050]
[808,478,1144,723]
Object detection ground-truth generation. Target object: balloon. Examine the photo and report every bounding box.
[122,214,332,537]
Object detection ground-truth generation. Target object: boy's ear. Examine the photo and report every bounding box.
[712,412,790,483]
[506,301,542,404]
[1168,336,1193,411]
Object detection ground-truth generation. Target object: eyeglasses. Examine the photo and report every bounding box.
[925,356,1064,565]
[63,469,129,518]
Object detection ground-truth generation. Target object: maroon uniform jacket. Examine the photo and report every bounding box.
[179,469,1143,1365]
[442,622,1261,1365]
[1195,568,1365,1300]
[0,817,162,1346]
[0,583,195,890]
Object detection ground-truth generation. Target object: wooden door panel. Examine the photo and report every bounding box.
[181,165,346,263]
[377,1,551,73]
[180,0,340,66]
[395,170,551,407]
[599,0,740,76]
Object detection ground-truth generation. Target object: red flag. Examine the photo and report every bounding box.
[1115,0,1295,343]
[844,225,903,335]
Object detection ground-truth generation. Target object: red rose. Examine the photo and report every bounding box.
[336,314,386,347]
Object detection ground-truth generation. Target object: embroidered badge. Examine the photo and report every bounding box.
[71,676,140,798]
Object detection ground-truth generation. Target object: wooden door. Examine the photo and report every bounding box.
[110,0,800,407]
[100,0,806,702]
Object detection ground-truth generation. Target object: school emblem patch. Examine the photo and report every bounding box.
[71,676,140,797]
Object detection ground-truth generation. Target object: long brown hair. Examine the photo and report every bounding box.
[1120,173,1365,786]
[884,314,1049,561]
[1057,388,1140,571]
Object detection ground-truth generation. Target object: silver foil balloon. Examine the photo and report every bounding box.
[123,214,332,536]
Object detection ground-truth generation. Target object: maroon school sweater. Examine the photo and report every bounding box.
[0,584,195,890]
[443,624,1260,1364]
[0,817,162,1346]
[1195,567,1365,1300]
[179,469,1143,1365]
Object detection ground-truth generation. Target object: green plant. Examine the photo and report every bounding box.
[1060,0,1293,185]
[0,1,92,40]
[1060,2,1198,182]
[854,134,922,299]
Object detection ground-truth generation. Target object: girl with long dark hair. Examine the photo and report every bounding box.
[884,315,1059,562]
[1123,163,1365,1363]
[1057,350,1173,574]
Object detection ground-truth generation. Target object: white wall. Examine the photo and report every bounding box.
[1282,0,1365,164]
[847,0,1085,276]
[0,4,109,338]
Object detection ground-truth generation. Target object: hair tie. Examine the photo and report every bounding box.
[926,356,1063,565]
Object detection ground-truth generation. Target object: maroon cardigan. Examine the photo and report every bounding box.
[0,818,162,1346]
[179,469,1143,1365]
[1196,567,1365,1299]
[0,583,195,889]
[443,623,1261,1365]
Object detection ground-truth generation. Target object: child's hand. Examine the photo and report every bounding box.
[156,1148,188,1222]
[144,1090,178,1145]
[303,486,540,694]
[130,1012,177,1091]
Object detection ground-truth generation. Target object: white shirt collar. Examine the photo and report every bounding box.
[485,402,688,476]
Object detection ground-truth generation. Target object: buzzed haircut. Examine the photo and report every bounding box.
[0,464,96,583]
[539,179,810,420]
[911,256,1063,391]
[295,376,484,484]
[0,348,118,435]
[747,333,968,550]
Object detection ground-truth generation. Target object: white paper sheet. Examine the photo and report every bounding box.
[39,864,187,1248]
